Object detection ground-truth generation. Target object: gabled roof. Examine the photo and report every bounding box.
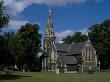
[56,43,71,52]
[56,42,86,55]
[68,42,86,55]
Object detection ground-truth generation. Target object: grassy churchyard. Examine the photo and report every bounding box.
[0,71,110,82]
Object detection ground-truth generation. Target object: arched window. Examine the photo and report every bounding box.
[90,51,92,61]
[85,50,87,61]
[83,50,86,61]
[87,50,90,61]
[84,46,96,61]
[92,50,95,61]
[88,49,91,61]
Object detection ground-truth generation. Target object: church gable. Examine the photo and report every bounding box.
[81,40,98,72]
[82,40,96,62]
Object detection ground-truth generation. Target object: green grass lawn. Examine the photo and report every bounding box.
[0,70,110,82]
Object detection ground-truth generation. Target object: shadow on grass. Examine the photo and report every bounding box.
[0,73,31,80]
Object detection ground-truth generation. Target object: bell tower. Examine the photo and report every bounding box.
[42,8,57,72]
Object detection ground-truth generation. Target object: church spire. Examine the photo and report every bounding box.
[45,8,55,37]
[42,8,57,72]
[49,8,52,15]
[47,8,52,29]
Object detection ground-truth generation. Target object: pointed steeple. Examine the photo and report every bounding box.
[49,8,52,15]
[47,8,52,29]
[45,8,55,37]
[42,8,59,72]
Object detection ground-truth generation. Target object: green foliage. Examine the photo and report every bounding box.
[15,23,42,71]
[10,33,25,69]
[76,55,83,66]
[76,55,83,72]
[0,32,15,71]
[89,19,110,69]
[0,1,11,71]
[0,35,7,65]
[0,1,9,30]
[62,32,88,44]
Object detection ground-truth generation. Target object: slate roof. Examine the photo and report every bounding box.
[68,42,86,55]
[56,42,86,55]
[63,56,76,64]
[56,43,71,52]
[57,55,76,66]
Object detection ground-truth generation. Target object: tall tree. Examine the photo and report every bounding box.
[0,1,9,31]
[11,35,25,71]
[0,35,7,66]
[3,32,15,66]
[16,23,42,71]
[89,19,110,69]
[0,32,15,71]
[62,32,88,44]
[0,1,9,71]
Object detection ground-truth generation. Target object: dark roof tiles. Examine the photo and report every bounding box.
[56,42,86,55]
[56,43,71,52]
[63,56,76,64]
[69,42,86,55]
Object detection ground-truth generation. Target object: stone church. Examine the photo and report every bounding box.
[41,8,99,73]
